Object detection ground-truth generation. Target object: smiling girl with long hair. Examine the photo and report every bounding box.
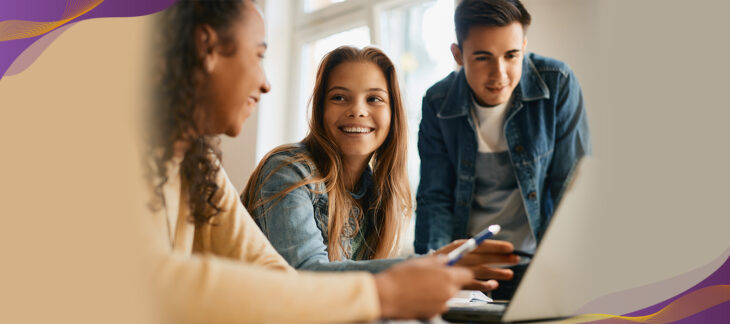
[242,47,409,268]
[242,46,518,282]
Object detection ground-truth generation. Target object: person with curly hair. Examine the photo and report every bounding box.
[144,0,474,322]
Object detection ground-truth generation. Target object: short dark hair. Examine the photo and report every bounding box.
[455,0,531,46]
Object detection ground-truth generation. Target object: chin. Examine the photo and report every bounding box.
[341,148,375,159]
[225,111,252,137]
[483,96,509,106]
[225,124,243,137]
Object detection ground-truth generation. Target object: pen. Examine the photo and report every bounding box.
[446,224,501,266]
[511,250,534,258]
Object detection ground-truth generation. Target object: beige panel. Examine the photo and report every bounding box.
[0,17,156,324]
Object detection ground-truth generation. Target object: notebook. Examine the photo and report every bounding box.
[447,290,493,306]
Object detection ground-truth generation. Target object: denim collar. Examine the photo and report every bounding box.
[296,141,372,200]
[437,54,550,119]
[349,165,372,200]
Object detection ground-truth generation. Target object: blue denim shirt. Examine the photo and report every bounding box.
[247,144,402,273]
[414,53,591,254]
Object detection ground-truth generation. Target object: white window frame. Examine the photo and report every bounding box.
[289,3,373,141]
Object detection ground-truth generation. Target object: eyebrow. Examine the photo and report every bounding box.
[258,42,268,49]
[368,88,388,94]
[472,49,521,56]
[326,86,388,94]
[327,86,349,93]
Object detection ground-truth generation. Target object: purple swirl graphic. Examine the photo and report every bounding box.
[617,252,730,323]
[0,0,177,81]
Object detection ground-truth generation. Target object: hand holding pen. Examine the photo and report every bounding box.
[435,225,520,291]
[446,225,503,265]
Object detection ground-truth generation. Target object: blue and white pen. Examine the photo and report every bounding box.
[446,224,501,266]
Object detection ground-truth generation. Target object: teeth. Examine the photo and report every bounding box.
[341,127,372,133]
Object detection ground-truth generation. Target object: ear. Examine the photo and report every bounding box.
[195,24,220,73]
[450,43,464,66]
[522,37,528,52]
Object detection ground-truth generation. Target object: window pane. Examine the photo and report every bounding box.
[380,0,456,194]
[379,0,456,255]
[296,26,371,139]
[303,0,346,13]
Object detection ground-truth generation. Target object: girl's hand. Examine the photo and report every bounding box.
[374,255,473,319]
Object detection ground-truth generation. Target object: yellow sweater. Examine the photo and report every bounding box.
[144,161,380,323]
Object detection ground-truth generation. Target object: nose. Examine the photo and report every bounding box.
[346,99,368,118]
[260,78,271,94]
[489,58,507,79]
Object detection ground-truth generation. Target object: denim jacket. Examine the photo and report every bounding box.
[414,53,591,254]
[247,144,402,273]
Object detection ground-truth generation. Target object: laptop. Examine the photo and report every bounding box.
[443,158,597,323]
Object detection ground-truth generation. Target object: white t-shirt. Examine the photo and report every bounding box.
[468,94,537,258]
[470,95,512,153]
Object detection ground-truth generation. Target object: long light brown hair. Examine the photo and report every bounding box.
[242,46,411,261]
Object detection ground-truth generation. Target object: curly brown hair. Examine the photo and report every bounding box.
[147,0,249,225]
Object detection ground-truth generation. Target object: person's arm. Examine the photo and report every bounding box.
[547,69,592,205]
[415,95,458,254]
[193,166,292,272]
[253,154,403,273]
[140,176,381,323]
[148,245,381,324]
[151,251,475,323]
[142,164,473,323]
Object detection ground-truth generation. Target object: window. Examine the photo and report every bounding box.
[378,0,456,205]
[303,0,347,13]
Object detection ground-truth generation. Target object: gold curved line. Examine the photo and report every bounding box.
[561,285,730,323]
[0,0,103,42]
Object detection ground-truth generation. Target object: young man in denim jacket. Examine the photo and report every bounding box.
[414,0,591,299]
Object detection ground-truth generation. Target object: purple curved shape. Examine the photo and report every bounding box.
[624,252,730,316]
[84,0,178,18]
[1,38,36,81]
[586,248,730,323]
[622,252,730,323]
[0,1,68,21]
[679,300,730,323]
[578,246,730,316]
[5,22,76,76]
[0,0,177,81]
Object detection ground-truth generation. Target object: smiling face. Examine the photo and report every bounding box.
[451,22,527,106]
[323,61,392,163]
[203,2,270,137]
